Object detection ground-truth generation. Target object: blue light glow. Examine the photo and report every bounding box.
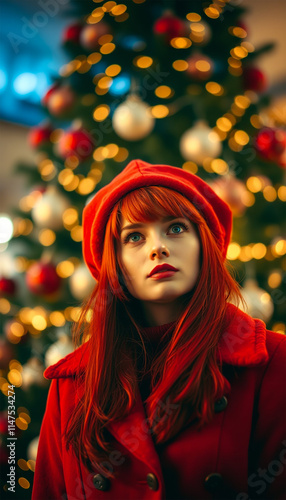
[109,75,131,96]
[120,36,146,51]
[0,69,8,91]
[13,72,38,95]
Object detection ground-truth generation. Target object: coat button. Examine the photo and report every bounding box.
[146,473,159,491]
[204,473,223,492]
[214,396,228,413]
[93,474,110,491]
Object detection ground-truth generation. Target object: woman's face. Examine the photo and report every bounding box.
[118,215,201,322]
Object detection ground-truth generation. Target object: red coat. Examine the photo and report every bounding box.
[32,304,286,500]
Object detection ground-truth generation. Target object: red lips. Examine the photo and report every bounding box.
[148,264,178,277]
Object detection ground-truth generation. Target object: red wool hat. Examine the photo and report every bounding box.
[83,159,232,280]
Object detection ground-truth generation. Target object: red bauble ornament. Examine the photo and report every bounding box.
[57,129,94,160]
[0,338,15,370]
[28,124,53,149]
[42,84,76,117]
[0,412,8,435]
[80,22,111,51]
[42,83,58,106]
[153,12,189,42]
[26,262,61,295]
[0,277,17,296]
[186,54,214,81]
[62,22,82,45]
[255,127,286,167]
[243,66,267,93]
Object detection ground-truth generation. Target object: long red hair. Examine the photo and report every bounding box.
[64,186,244,477]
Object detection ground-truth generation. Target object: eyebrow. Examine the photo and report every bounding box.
[120,216,185,233]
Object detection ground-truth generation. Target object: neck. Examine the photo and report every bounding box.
[140,298,187,327]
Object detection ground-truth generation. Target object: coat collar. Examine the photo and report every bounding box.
[44,303,269,381]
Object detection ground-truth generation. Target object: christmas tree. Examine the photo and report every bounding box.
[1,1,285,497]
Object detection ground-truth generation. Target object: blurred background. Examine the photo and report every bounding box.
[0,0,285,497]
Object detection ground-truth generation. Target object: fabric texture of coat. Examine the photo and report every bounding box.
[32,303,286,500]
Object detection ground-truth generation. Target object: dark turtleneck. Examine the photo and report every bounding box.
[137,320,176,404]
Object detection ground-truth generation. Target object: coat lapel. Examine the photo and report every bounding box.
[107,385,164,476]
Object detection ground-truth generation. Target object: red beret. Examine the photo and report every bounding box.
[83,159,232,280]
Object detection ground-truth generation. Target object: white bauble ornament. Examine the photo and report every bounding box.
[69,264,95,300]
[112,95,155,141]
[180,121,222,164]
[209,175,249,217]
[32,186,70,230]
[21,357,47,390]
[45,334,73,367]
[239,279,274,323]
[28,436,39,461]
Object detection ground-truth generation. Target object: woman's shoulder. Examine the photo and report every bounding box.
[219,303,286,367]
[43,339,90,380]
[265,328,286,355]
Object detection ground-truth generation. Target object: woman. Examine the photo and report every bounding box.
[32,159,286,500]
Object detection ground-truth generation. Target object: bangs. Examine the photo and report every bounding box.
[117,186,203,228]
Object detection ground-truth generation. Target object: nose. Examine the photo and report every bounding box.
[150,240,170,260]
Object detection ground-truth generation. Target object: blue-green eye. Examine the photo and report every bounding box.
[123,232,142,244]
[129,234,141,242]
[169,223,189,234]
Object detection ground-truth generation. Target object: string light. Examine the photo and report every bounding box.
[38,229,56,247]
[18,478,30,490]
[170,38,192,49]
[97,76,113,89]
[8,369,22,386]
[211,159,229,174]
[186,13,201,22]
[77,178,96,195]
[38,159,57,181]
[31,315,47,331]
[250,114,263,129]
[0,298,11,314]
[134,56,153,68]
[216,116,233,132]
[268,271,282,288]
[150,105,169,118]
[114,12,129,22]
[87,52,102,65]
[16,416,28,430]
[102,1,117,11]
[234,130,249,145]
[251,243,267,259]
[182,161,198,174]
[205,82,224,96]
[18,459,29,471]
[100,43,116,55]
[263,186,277,202]
[105,64,121,77]
[77,61,92,74]
[56,261,75,278]
[235,95,251,109]
[49,311,66,327]
[111,4,127,16]
[278,186,286,201]
[98,34,113,45]
[113,147,129,162]
[70,226,83,242]
[228,26,247,38]
[230,46,248,59]
[172,60,188,71]
[204,5,220,19]
[227,242,241,260]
